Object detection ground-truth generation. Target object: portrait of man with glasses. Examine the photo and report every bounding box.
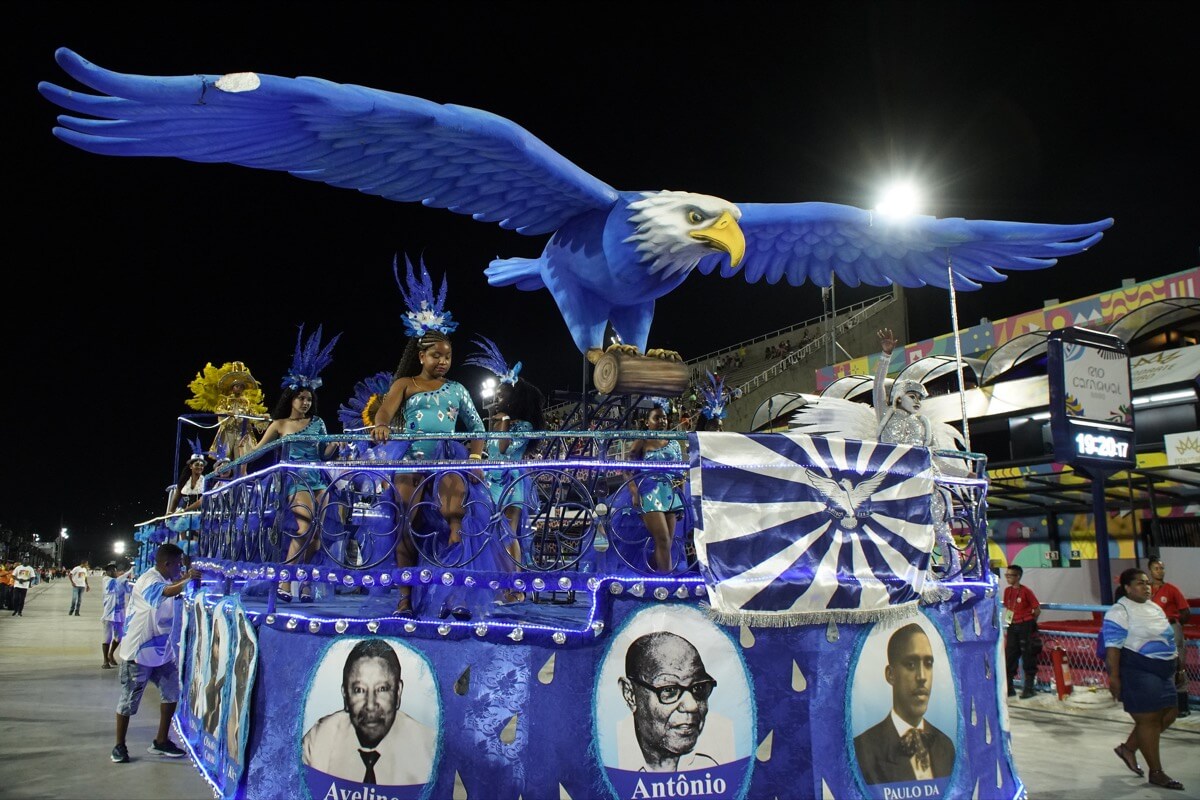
[616,631,735,772]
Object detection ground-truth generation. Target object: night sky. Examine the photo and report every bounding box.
[9,3,1197,563]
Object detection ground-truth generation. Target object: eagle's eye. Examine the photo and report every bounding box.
[687,210,705,225]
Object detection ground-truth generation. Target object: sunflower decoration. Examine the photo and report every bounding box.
[337,370,395,432]
[185,361,268,416]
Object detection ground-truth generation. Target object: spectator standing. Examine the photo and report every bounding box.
[68,560,90,615]
[11,562,36,616]
[111,543,201,763]
[1147,558,1191,717]
[1105,568,1184,790]
[0,562,13,610]
[1003,564,1041,698]
[101,562,135,668]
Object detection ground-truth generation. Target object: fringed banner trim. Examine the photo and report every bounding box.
[701,600,920,628]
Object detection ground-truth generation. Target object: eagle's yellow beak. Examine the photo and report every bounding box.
[691,210,745,268]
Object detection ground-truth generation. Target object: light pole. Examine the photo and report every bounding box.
[57,528,68,568]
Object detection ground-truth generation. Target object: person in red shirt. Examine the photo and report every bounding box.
[1148,558,1191,717]
[1004,565,1041,698]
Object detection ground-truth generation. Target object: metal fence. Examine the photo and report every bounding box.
[1017,603,1198,705]
[137,430,992,590]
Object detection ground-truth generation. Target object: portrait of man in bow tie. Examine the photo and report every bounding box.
[853,623,956,786]
[302,638,437,787]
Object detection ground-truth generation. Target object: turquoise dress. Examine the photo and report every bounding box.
[636,439,684,513]
[284,416,328,495]
[606,438,691,573]
[389,380,497,617]
[401,381,486,459]
[486,419,533,509]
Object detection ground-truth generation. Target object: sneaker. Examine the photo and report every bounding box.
[148,739,186,758]
[111,743,130,763]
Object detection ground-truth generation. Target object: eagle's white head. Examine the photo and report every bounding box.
[624,191,745,280]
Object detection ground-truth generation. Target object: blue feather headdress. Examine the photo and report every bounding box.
[463,336,522,386]
[396,254,457,338]
[699,371,728,420]
[646,396,673,416]
[337,370,395,431]
[282,323,342,390]
[186,436,207,464]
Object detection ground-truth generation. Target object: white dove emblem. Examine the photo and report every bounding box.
[805,469,889,529]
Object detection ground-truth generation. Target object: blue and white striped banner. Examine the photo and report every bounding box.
[688,432,935,626]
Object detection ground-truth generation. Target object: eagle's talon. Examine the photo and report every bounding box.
[645,348,682,362]
[607,343,642,357]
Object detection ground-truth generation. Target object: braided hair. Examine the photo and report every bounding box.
[394,331,452,379]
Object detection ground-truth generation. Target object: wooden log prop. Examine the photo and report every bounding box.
[593,351,689,396]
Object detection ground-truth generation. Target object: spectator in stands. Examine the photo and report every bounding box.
[1003,565,1041,698]
[1105,568,1184,790]
[1147,558,1191,717]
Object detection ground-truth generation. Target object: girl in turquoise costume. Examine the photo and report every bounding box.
[623,401,685,573]
[370,257,485,617]
[465,337,546,604]
[253,325,342,603]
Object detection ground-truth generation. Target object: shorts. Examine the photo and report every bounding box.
[102,620,125,644]
[117,659,180,716]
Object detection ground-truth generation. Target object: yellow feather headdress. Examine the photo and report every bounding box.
[185,361,268,416]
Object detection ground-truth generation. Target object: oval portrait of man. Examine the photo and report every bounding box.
[200,600,232,739]
[300,637,441,800]
[185,593,211,729]
[595,604,755,800]
[849,614,957,798]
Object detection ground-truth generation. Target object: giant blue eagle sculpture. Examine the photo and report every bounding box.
[40,48,1111,361]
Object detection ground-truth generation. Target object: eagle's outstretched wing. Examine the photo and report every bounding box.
[700,202,1112,291]
[39,48,618,236]
[846,472,888,507]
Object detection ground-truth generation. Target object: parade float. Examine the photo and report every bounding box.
[46,48,1114,799]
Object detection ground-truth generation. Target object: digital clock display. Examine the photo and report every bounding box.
[1074,432,1130,459]
[1048,328,1136,470]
